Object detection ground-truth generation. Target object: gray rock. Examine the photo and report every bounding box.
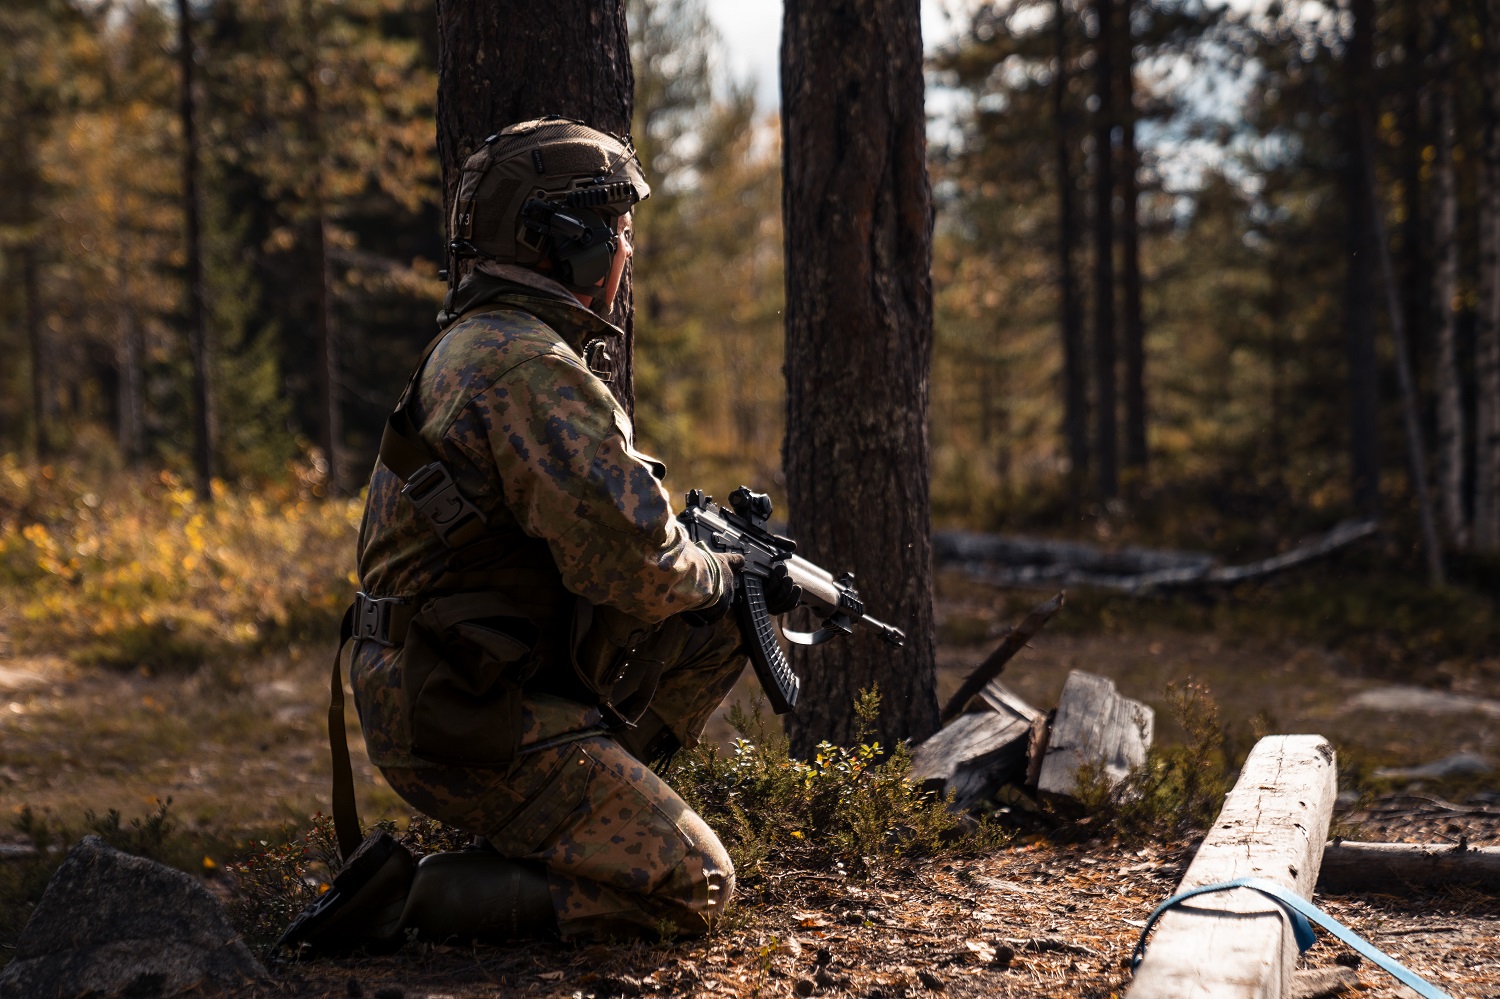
[0,835,265,999]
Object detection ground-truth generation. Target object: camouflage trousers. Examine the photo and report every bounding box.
[381,611,745,939]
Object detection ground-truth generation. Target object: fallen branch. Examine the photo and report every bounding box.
[1319,841,1500,895]
[935,519,1378,593]
[939,593,1064,724]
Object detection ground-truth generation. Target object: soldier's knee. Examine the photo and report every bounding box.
[659,809,735,936]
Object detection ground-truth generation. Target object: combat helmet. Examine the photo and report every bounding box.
[446,116,650,299]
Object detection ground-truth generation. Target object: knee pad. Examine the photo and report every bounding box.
[400,851,556,944]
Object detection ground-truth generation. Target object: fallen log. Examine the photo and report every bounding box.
[1036,671,1153,799]
[1319,840,1500,895]
[909,681,1042,810]
[935,519,1378,593]
[1127,735,1338,999]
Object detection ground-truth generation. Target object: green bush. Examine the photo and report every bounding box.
[668,690,993,878]
[1072,679,1230,841]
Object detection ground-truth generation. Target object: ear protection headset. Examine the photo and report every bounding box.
[520,199,620,289]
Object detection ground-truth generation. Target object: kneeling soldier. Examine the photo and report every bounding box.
[282,117,797,954]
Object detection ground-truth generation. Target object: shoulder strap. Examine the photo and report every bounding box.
[330,605,362,859]
[377,309,509,550]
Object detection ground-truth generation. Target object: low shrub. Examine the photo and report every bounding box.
[668,690,995,878]
[1071,678,1230,841]
[0,456,359,670]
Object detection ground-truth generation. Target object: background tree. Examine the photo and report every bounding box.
[1478,0,1500,552]
[433,0,637,413]
[627,0,786,494]
[1091,0,1120,501]
[781,0,939,753]
[177,0,214,499]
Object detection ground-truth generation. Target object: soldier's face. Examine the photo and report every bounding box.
[597,212,632,313]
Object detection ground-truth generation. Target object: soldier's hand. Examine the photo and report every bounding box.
[764,559,802,616]
[683,549,742,626]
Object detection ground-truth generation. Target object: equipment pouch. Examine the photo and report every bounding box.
[400,595,538,766]
[568,598,658,718]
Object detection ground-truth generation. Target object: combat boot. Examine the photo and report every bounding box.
[276,830,417,957]
[399,851,556,943]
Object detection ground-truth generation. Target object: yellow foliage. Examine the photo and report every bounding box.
[0,455,360,668]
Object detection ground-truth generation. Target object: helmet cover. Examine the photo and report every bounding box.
[448,116,649,291]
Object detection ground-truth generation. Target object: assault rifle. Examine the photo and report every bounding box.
[678,486,906,714]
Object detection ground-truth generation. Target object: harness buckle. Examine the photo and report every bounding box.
[401,461,486,548]
[353,592,408,647]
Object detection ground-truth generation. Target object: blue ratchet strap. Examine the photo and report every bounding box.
[1130,876,1453,999]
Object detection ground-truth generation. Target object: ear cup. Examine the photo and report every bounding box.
[550,206,617,288]
[561,240,615,287]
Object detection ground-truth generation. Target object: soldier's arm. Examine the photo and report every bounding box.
[471,349,725,624]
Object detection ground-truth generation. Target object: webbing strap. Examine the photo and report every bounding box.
[1130,876,1453,999]
[329,605,362,859]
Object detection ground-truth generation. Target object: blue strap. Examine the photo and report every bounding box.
[1130,876,1453,999]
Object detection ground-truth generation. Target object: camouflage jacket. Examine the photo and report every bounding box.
[352,263,726,768]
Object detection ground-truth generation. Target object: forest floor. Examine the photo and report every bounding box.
[2,568,1499,997]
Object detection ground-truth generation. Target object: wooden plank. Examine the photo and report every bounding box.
[1320,840,1500,895]
[1127,735,1338,999]
[910,682,1038,809]
[1036,671,1154,798]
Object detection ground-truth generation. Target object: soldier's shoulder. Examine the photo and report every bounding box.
[439,307,572,366]
[425,307,586,388]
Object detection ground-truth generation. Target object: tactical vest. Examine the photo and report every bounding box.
[327,296,658,858]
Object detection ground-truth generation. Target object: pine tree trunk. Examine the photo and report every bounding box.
[301,3,342,492]
[1400,9,1426,399]
[311,210,342,490]
[1118,0,1146,478]
[434,0,637,414]
[1476,0,1500,552]
[178,0,214,499]
[1432,8,1467,547]
[23,247,49,462]
[117,281,146,466]
[1344,0,1381,517]
[1091,0,1118,500]
[781,0,938,754]
[1055,0,1089,502]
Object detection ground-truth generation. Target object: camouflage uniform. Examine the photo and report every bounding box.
[352,262,746,938]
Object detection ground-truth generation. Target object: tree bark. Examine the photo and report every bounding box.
[116,233,146,467]
[1091,0,1119,500]
[1117,0,1146,477]
[1344,0,1381,517]
[1477,0,1500,552]
[1399,9,1426,407]
[302,0,342,491]
[434,0,637,414]
[178,0,214,499]
[23,248,49,462]
[1054,0,1089,503]
[780,0,938,753]
[1432,6,1467,548]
